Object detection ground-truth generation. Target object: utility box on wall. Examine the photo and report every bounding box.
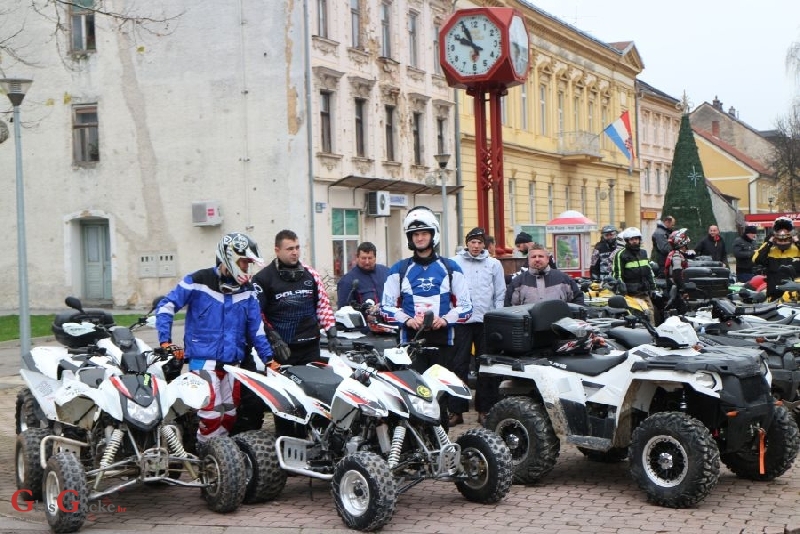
[192,201,223,226]
[366,191,391,217]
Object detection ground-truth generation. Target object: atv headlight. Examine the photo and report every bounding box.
[694,371,718,390]
[126,398,160,425]
[407,394,439,419]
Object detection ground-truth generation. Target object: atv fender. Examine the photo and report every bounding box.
[19,369,61,421]
[163,372,211,414]
[422,364,471,400]
[223,365,314,425]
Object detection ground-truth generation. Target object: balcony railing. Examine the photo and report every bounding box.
[558,130,602,159]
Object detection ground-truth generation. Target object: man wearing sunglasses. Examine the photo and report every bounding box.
[753,216,800,300]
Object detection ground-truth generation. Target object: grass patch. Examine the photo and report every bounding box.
[0,313,184,342]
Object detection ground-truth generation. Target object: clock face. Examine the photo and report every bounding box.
[509,15,529,76]
[443,14,502,77]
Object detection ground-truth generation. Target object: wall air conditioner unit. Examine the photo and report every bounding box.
[366,191,391,217]
[192,201,223,226]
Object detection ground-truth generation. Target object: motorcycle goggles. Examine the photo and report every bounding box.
[774,232,792,243]
[276,259,305,283]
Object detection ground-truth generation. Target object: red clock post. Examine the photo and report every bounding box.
[439,7,529,250]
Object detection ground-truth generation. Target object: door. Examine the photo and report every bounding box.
[82,222,111,301]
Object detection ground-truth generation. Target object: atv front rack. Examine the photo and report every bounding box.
[725,324,800,342]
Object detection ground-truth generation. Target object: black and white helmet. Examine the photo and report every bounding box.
[216,233,263,284]
[403,206,440,251]
[551,317,594,356]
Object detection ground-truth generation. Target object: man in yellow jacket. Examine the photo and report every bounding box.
[753,216,800,300]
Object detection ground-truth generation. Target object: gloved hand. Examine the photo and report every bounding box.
[617,281,627,295]
[327,327,342,354]
[268,359,282,371]
[160,342,184,360]
[267,329,291,364]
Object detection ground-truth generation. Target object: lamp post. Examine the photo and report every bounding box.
[768,196,775,213]
[434,153,451,255]
[1,78,33,358]
[607,178,616,227]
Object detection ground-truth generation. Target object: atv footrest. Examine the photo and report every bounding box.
[566,436,613,450]
[436,443,461,476]
[275,436,333,480]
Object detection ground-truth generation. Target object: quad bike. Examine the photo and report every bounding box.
[225,312,513,531]
[15,324,247,533]
[478,298,799,509]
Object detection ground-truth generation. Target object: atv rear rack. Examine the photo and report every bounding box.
[725,324,800,342]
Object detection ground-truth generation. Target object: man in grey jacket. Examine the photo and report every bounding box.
[651,215,675,277]
[451,227,505,425]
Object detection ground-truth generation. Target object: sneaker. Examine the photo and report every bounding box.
[477,412,488,425]
[448,413,464,426]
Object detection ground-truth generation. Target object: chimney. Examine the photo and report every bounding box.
[711,120,720,137]
[728,106,737,118]
[712,96,723,111]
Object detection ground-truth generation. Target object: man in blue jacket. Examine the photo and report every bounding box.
[156,232,273,445]
[336,241,390,308]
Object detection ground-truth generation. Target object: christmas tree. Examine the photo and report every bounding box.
[662,113,718,244]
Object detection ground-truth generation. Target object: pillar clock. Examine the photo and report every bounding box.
[438,8,530,251]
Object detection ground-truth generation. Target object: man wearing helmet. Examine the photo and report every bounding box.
[451,227,505,425]
[252,229,339,365]
[650,215,675,277]
[381,207,473,425]
[156,232,274,444]
[753,217,800,300]
[613,227,657,314]
[590,225,618,280]
[665,229,692,313]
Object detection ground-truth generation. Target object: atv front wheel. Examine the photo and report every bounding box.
[44,452,87,533]
[454,427,513,503]
[16,428,53,501]
[16,388,44,434]
[629,411,720,508]
[234,429,287,503]
[484,396,560,484]
[721,404,800,481]
[331,451,396,531]
[200,436,247,513]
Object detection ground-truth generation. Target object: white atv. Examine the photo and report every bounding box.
[478,298,799,508]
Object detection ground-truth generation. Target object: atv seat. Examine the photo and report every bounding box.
[607,327,653,350]
[284,364,343,405]
[734,302,778,318]
[547,351,629,376]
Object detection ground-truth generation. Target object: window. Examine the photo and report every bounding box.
[642,113,649,143]
[412,112,423,165]
[581,186,586,215]
[573,95,580,130]
[500,95,507,125]
[509,179,516,228]
[557,91,565,134]
[354,98,366,157]
[436,117,446,155]
[588,100,594,133]
[595,188,600,222]
[316,0,328,38]
[529,182,536,222]
[656,168,662,194]
[520,83,528,131]
[433,24,441,74]
[601,106,608,148]
[320,91,332,153]
[565,185,571,210]
[408,13,418,68]
[350,0,361,48]
[385,105,396,161]
[643,164,650,193]
[332,209,360,278]
[380,2,391,58]
[73,104,99,162]
[539,84,547,135]
[547,184,554,219]
[71,0,96,53]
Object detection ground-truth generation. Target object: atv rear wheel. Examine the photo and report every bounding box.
[331,451,396,531]
[16,388,44,434]
[721,404,800,481]
[200,436,247,513]
[16,428,53,501]
[454,427,513,503]
[629,411,720,508]
[577,446,629,463]
[234,429,287,503]
[44,452,87,533]
[484,396,560,484]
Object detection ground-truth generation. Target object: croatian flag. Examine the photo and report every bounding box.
[603,111,635,163]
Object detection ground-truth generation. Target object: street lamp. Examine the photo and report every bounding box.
[768,196,775,213]
[1,78,33,358]
[434,153,451,255]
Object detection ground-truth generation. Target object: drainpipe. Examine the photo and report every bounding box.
[302,0,316,264]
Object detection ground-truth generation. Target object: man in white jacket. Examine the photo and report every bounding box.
[451,227,506,425]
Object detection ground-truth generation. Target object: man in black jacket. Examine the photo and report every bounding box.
[732,225,759,282]
[694,225,728,266]
[650,215,674,277]
[590,225,618,279]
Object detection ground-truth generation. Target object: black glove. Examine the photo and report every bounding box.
[617,281,627,295]
[267,329,291,364]
[327,327,342,354]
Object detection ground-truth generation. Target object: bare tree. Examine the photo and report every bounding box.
[769,106,800,212]
[787,40,800,82]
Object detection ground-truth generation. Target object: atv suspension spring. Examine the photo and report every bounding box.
[160,425,186,457]
[434,425,450,447]
[387,425,407,469]
[100,428,124,468]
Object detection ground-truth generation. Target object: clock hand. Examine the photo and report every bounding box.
[460,21,474,44]
[456,35,483,53]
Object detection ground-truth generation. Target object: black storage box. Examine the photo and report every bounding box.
[484,305,533,355]
[684,266,730,279]
[52,310,115,348]
[686,277,729,299]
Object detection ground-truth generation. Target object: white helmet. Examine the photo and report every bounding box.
[216,233,263,285]
[622,227,642,241]
[403,206,440,251]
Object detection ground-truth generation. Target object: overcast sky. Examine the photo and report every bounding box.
[525,0,800,131]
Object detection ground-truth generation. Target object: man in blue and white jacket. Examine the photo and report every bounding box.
[381,207,472,425]
[451,227,505,425]
[157,233,273,444]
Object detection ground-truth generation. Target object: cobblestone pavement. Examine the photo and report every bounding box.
[1,337,800,533]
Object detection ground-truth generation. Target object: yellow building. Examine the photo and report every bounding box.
[456,0,642,252]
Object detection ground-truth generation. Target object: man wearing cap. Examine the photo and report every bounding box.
[513,231,534,258]
[451,227,505,425]
[590,225,618,279]
[733,226,759,283]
